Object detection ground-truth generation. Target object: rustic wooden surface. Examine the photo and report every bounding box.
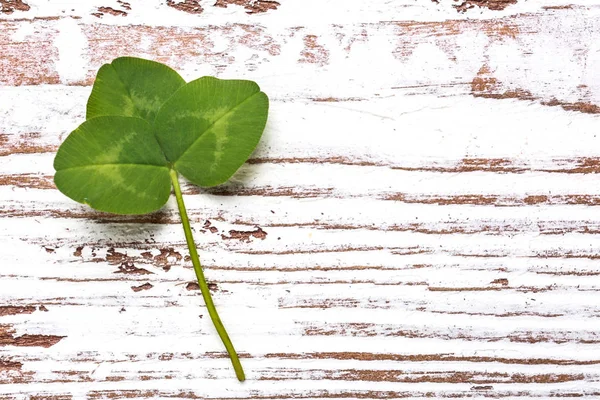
[2,0,600,398]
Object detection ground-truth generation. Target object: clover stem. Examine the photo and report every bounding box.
[169,169,245,382]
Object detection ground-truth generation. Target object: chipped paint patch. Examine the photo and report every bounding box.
[131,282,153,292]
[166,0,203,14]
[92,6,128,18]
[221,227,267,242]
[453,0,518,12]
[299,34,330,66]
[0,0,29,14]
[0,325,64,348]
[0,306,36,317]
[214,0,280,14]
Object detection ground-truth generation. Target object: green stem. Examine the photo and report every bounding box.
[169,169,245,382]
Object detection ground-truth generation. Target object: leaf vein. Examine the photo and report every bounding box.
[173,91,261,164]
[56,163,168,172]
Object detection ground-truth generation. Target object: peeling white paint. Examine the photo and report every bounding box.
[10,21,36,42]
[53,18,90,84]
[0,0,596,25]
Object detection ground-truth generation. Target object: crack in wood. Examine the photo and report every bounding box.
[472,64,600,114]
[264,352,600,365]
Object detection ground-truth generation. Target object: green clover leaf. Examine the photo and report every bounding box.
[155,77,269,187]
[86,57,185,122]
[54,116,171,214]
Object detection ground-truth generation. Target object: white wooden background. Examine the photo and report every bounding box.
[1,0,600,398]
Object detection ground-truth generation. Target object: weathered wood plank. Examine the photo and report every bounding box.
[1,0,589,21]
[1,3,600,114]
[2,0,600,398]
